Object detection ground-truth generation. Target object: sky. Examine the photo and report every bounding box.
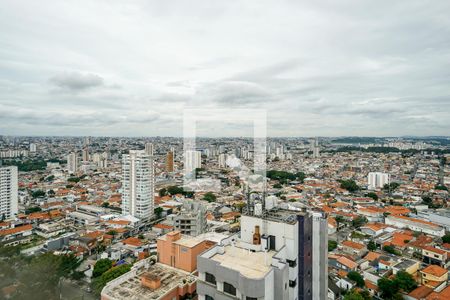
[1,0,449,137]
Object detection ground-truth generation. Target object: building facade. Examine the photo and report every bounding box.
[67,152,78,174]
[197,208,328,300]
[0,166,18,220]
[121,150,154,220]
[184,150,202,176]
[145,142,154,156]
[367,172,390,190]
[166,151,174,172]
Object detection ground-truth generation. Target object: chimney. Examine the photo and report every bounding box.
[253,225,261,245]
[167,231,181,242]
[141,273,161,290]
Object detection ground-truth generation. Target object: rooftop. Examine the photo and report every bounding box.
[421,265,448,277]
[103,263,196,300]
[244,207,308,225]
[210,243,276,279]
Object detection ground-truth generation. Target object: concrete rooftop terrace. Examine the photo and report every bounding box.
[103,263,196,300]
[210,244,276,279]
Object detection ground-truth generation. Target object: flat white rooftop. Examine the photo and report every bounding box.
[210,244,276,279]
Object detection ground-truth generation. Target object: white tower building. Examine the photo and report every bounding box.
[218,153,228,168]
[67,152,78,174]
[0,166,18,220]
[121,150,154,220]
[145,143,154,156]
[368,172,390,190]
[185,150,202,175]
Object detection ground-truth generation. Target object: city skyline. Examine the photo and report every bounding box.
[1,1,450,137]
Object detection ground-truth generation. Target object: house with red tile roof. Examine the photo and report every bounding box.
[422,246,448,266]
[420,265,448,289]
[342,240,367,257]
[0,224,33,242]
[122,237,143,248]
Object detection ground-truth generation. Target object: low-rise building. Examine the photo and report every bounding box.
[420,265,448,289]
[101,260,197,300]
[385,215,445,237]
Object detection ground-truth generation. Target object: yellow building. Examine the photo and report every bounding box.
[420,265,448,289]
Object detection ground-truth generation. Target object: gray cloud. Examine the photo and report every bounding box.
[49,72,104,91]
[0,0,449,136]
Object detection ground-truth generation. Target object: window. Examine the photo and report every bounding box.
[287,259,297,268]
[223,282,236,296]
[289,279,297,288]
[246,297,257,300]
[205,272,216,285]
[205,295,214,300]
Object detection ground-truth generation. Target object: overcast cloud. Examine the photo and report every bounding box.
[0,0,449,137]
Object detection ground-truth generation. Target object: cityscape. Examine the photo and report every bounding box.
[1,1,450,300]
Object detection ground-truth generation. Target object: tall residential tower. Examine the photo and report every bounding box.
[121,150,154,220]
[0,166,18,220]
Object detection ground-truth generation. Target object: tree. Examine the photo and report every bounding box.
[203,192,217,203]
[159,188,168,197]
[343,290,365,300]
[295,172,306,183]
[347,271,365,287]
[339,180,359,192]
[383,182,400,191]
[25,206,42,214]
[352,216,368,229]
[67,177,80,183]
[6,253,82,300]
[93,259,112,278]
[233,202,246,213]
[45,175,55,182]
[422,196,432,204]
[101,202,110,208]
[442,233,450,244]
[367,240,377,251]
[92,264,131,295]
[435,185,448,191]
[394,271,417,292]
[154,207,163,218]
[328,240,338,252]
[266,170,297,184]
[335,215,345,231]
[31,190,46,199]
[378,277,399,299]
[366,192,378,201]
[167,186,184,195]
[106,230,117,238]
[383,245,400,255]
[273,183,282,189]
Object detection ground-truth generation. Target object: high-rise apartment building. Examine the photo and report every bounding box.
[122,150,154,220]
[368,172,390,190]
[184,150,202,176]
[82,148,89,162]
[166,151,174,172]
[196,208,328,300]
[92,152,108,169]
[0,166,18,220]
[67,152,78,174]
[29,143,37,152]
[218,153,227,168]
[145,142,154,156]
